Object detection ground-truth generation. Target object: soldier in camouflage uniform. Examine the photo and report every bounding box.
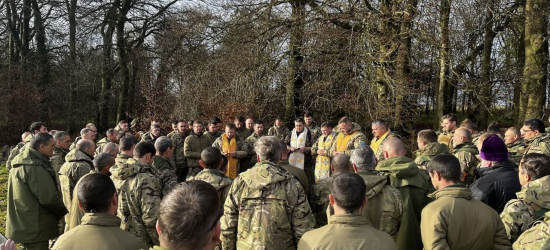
[311,155,351,227]
[184,121,213,179]
[500,153,550,243]
[50,131,71,173]
[167,120,179,137]
[7,122,48,169]
[234,116,252,143]
[221,136,315,250]
[268,117,290,141]
[330,117,367,158]
[205,117,223,141]
[169,120,189,182]
[111,142,162,247]
[95,128,118,154]
[111,135,138,187]
[437,113,458,152]
[460,119,481,145]
[520,119,550,156]
[58,139,95,231]
[114,120,130,132]
[245,120,265,171]
[370,119,403,162]
[304,112,321,142]
[513,211,550,250]
[452,128,480,185]
[505,127,525,166]
[151,136,178,197]
[189,147,233,204]
[69,128,95,151]
[141,124,162,144]
[414,129,449,170]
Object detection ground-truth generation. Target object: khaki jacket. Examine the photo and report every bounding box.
[421,186,511,250]
[53,213,147,250]
[183,133,213,168]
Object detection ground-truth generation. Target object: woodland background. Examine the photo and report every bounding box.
[0,0,549,144]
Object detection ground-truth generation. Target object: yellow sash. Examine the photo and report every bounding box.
[370,130,390,154]
[222,134,238,179]
[336,131,356,152]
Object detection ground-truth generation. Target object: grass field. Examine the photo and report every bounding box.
[0,164,8,236]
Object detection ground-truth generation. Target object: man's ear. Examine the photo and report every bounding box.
[156,220,162,235]
[352,163,358,173]
[213,221,222,244]
[78,201,84,210]
[383,150,389,160]
[361,197,367,208]
[329,194,335,206]
[199,160,207,169]
[257,155,261,163]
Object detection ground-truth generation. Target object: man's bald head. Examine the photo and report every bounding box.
[454,128,472,141]
[76,139,95,156]
[382,137,405,158]
[103,142,119,157]
[331,154,351,173]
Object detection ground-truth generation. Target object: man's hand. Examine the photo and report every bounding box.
[332,150,339,156]
[299,147,305,153]
[0,240,16,250]
[317,149,325,156]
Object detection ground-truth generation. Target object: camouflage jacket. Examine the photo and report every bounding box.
[183,133,213,169]
[501,175,550,243]
[140,132,159,144]
[59,149,94,211]
[221,161,315,250]
[111,158,162,247]
[453,142,480,185]
[521,135,550,156]
[50,146,69,173]
[311,173,339,227]
[95,137,112,154]
[6,142,26,170]
[513,211,550,250]
[69,136,82,151]
[268,125,290,141]
[168,131,189,169]
[329,123,367,157]
[437,129,455,152]
[306,122,321,143]
[414,142,450,170]
[507,140,525,166]
[245,133,263,168]
[212,134,248,159]
[151,156,178,198]
[189,168,233,205]
[205,130,223,142]
[235,127,252,144]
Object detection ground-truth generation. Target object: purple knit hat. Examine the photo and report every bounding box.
[480,135,509,161]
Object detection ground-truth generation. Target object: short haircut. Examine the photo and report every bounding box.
[30,133,53,150]
[476,132,496,148]
[106,128,116,136]
[294,118,305,124]
[81,128,91,136]
[157,181,220,250]
[103,142,118,154]
[255,120,263,125]
[188,120,194,125]
[330,172,366,213]
[49,130,57,136]
[441,113,457,123]
[134,142,156,158]
[304,112,314,118]
[254,136,282,162]
[455,128,472,141]
[507,127,521,137]
[338,116,352,125]
[427,154,462,182]
[225,123,237,130]
[151,124,161,130]
[371,119,387,128]
[417,129,438,144]
[193,120,203,126]
[118,120,128,126]
[172,120,179,125]
[178,120,188,126]
[201,147,222,169]
[487,125,501,135]
[77,173,116,213]
[155,136,174,154]
[520,153,550,180]
[320,122,332,129]
[331,154,350,172]
[236,116,245,123]
[85,123,96,129]
[350,147,377,171]
[275,117,283,122]
[93,153,115,172]
[53,131,70,141]
[460,120,477,131]
[120,135,138,151]
[76,139,94,152]
[29,122,46,133]
[524,119,545,134]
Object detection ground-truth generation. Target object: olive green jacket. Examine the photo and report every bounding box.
[421,186,511,250]
[6,147,68,243]
[53,213,147,250]
[183,133,213,168]
[376,156,431,250]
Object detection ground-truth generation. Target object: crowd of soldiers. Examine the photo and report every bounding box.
[2,112,550,250]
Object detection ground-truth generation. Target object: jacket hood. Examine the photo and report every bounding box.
[11,147,49,168]
[111,158,156,180]
[376,155,419,179]
[518,175,550,209]
[351,122,362,133]
[65,149,93,163]
[357,171,389,199]
[453,142,479,154]
[240,161,291,190]
[429,186,472,200]
[152,155,173,171]
[419,142,449,156]
[202,169,233,189]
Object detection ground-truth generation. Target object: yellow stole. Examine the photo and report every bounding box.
[370,130,390,154]
[336,131,356,152]
[221,134,238,179]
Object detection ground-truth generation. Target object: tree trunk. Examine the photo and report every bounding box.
[31,0,51,122]
[436,0,452,127]
[67,0,78,132]
[284,0,306,123]
[99,4,117,132]
[20,0,31,83]
[519,0,548,121]
[479,0,496,130]
[116,0,131,123]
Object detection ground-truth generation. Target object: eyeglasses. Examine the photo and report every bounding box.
[209,206,224,231]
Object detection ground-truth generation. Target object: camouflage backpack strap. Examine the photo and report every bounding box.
[525,199,550,224]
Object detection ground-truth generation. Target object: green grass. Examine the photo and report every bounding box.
[0,164,8,236]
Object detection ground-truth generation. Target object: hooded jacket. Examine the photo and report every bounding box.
[501,175,550,243]
[470,161,521,213]
[376,156,431,250]
[513,211,550,249]
[151,156,178,197]
[6,147,68,243]
[51,145,69,173]
[421,186,511,250]
[59,149,94,211]
[95,137,112,154]
[221,161,315,250]
[523,134,550,156]
[189,168,233,204]
[452,142,480,185]
[111,158,162,247]
[414,142,449,169]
